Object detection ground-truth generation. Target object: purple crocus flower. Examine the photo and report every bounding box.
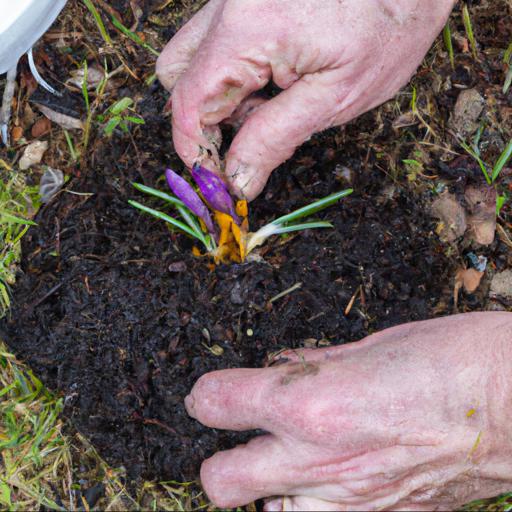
[165,168,216,235]
[191,164,241,224]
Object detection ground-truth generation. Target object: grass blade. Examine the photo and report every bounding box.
[111,16,160,56]
[504,41,512,64]
[0,211,36,226]
[443,22,455,69]
[132,182,185,207]
[271,189,353,226]
[128,200,202,241]
[503,66,512,94]
[460,141,491,184]
[273,221,334,235]
[491,140,512,183]
[82,0,112,45]
[462,4,478,60]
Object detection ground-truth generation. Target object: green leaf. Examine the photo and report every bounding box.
[273,221,334,235]
[109,97,134,115]
[491,140,512,182]
[104,117,121,136]
[271,189,353,226]
[132,182,185,207]
[131,183,212,248]
[496,194,507,215]
[128,200,203,242]
[176,205,209,246]
[125,116,145,125]
[0,480,12,507]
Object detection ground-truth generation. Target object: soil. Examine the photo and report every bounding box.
[2,132,458,481]
[1,0,511,489]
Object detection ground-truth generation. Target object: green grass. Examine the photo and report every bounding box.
[0,341,208,511]
[462,3,478,60]
[443,22,455,69]
[0,166,40,316]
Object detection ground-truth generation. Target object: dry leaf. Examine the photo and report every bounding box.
[19,140,49,170]
[11,126,23,142]
[454,267,484,309]
[67,65,105,90]
[39,167,64,203]
[34,104,83,131]
[31,117,52,138]
[392,111,418,130]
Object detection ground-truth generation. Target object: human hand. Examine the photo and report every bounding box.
[185,312,512,510]
[156,0,456,201]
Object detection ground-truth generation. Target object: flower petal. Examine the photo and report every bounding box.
[165,168,216,235]
[192,164,240,224]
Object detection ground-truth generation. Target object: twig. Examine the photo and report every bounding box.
[268,282,302,304]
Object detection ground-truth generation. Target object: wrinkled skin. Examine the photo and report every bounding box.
[186,313,512,510]
[157,0,456,200]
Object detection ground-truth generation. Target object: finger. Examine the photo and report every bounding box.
[223,95,267,131]
[265,496,347,511]
[224,71,348,200]
[156,0,223,92]
[200,435,308,508]
[185,367,279,431]
[170,42,271,169]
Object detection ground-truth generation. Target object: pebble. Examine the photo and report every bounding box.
[490,270,512,299]
[449,88,484,137]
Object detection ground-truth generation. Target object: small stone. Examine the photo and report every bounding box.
[334,165,354,184]
[246,328,254,336]
[431,191,467,243]
[168,261,186,273]
[465,185,496,245]
[449,88,484,137]
[490,270,512,299]
[230,281,245,305]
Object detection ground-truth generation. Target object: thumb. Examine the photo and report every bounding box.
[225,72,346,201]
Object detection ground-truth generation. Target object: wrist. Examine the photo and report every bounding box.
[479,316,512,485]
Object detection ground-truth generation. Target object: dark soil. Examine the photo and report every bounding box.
[2,128,455,482]
[2,0,511,488]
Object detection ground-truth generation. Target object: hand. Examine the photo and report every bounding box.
[156,0,456,201]
[185,312,512,510]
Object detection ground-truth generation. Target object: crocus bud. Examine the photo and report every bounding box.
[191,164,240,224]
[165,168,216,235]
